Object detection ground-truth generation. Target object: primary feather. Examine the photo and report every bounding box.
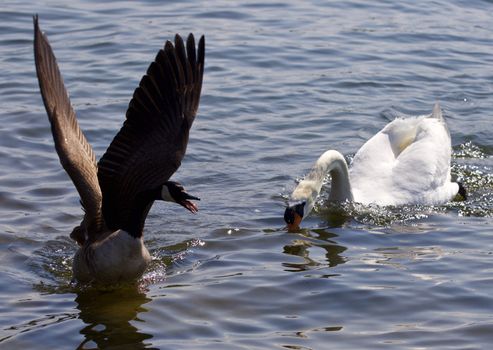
[33,15,205,283]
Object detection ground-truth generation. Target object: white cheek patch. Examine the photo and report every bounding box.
[161,185,175,202]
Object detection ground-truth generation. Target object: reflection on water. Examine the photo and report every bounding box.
[2,310,78,344]
[283,229,346,272]
[364,246,445,271]
[2,283,154,349]
[75,286,155,350]
[1,0,493,348]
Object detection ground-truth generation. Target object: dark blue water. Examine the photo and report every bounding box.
[1,0,492,349]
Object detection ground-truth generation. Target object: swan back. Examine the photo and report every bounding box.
[350,103,458,205]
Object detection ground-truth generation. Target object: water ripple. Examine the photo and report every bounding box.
[1,0,493,349]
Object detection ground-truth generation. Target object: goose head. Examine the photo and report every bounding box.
[161,181,200,213]
[284,201,306,231]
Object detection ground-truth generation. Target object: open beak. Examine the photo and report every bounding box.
[286,212,302,232]
[179,192,200,214]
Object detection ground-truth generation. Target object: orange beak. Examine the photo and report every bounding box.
[286,212,302,232]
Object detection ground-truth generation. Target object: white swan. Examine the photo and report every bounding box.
[284,103,465,230]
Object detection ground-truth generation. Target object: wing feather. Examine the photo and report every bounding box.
[33,16,103,237]
[98,34,205,231]
[350,107,456,205]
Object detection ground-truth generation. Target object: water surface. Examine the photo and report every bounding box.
[1,0,493,349]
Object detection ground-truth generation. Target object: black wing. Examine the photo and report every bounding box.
[34,16,103,237]
[97,33,205,231]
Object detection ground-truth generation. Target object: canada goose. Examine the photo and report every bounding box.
[33,16,205,284]
[284,103,466,230]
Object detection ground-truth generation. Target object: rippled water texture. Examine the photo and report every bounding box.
[1,0,493,349]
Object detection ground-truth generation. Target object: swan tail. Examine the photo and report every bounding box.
[430,102,443,120]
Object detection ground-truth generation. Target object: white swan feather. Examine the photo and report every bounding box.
[284,103,462,229]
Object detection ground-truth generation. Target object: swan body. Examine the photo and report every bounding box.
[33,16,205,284]
[284,103,462,229]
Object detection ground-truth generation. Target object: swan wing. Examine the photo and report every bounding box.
[349,117,418,204]
[97,34,205,230]
[391,106,458,204]
[350,104,457,205]
[33,16,103,233]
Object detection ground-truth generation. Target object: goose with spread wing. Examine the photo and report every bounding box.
[34,16,205,284]
[284,104,466,230]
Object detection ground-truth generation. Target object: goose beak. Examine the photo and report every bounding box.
[179,192,200,214]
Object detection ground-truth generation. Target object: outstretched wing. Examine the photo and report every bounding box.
[97,33,205,231]
[33,16,103,235]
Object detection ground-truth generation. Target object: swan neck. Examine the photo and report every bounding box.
[317,150,353,202]
[289,150,353,222]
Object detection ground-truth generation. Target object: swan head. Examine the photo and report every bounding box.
[161,181,200,213]
[284,201,306,231]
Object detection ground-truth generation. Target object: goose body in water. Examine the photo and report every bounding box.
[33,16,205,284]
[284,104,465,230]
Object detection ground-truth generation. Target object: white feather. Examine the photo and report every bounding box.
[289,103,459,218]
[161,185,175,202]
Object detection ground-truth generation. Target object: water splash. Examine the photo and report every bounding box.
[454,141,489,159]
[304,141,493,227]
[450,141,493,217]
[29,235,206,292]
[142,237,205,286]
[29,236,76,290]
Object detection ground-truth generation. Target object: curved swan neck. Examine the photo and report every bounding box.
[290,150,353,215]
[315,150,353,202]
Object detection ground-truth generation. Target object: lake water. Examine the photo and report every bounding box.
[1,0,492,349]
